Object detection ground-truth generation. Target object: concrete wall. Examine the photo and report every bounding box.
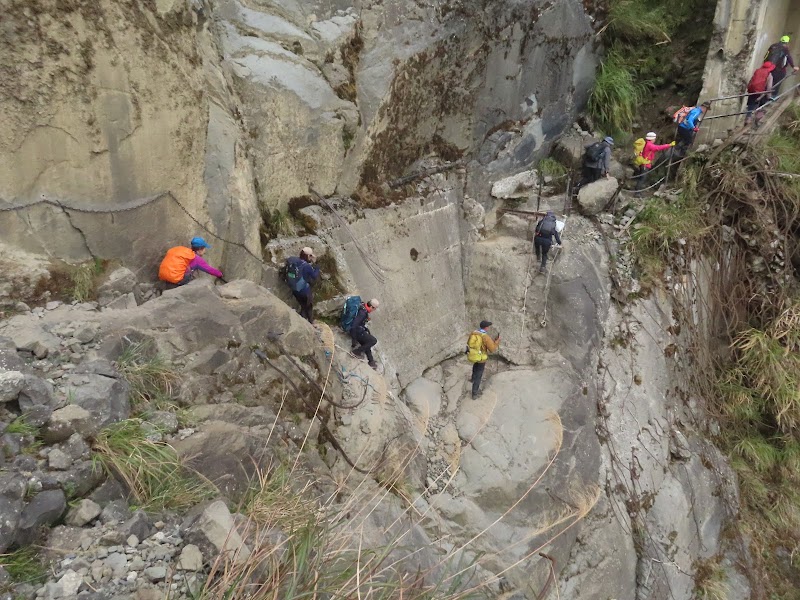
[698,0,800,141]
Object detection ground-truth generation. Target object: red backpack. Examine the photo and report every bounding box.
[672,106,692,124]
[748,63,774,94]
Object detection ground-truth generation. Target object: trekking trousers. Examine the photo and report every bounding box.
[471,361,486,397]
[292,288,314,323]
[578,165,602,187]
[534,237,552,269]
[353,329,378,363]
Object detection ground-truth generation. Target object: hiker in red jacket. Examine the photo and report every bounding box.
[745,61,776,126]
[635,132,675,191]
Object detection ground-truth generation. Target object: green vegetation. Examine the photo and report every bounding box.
[198,463,480,600]
[71,257,106,302]
[93,419,215,511]
[0,547,48,591]
[537,157,567,178]
[313,253,344,302]
[589,0,717,134]
[6,415,38,437]
[694,558,729,600]
[115,341,179,411]
[588,52,654,134]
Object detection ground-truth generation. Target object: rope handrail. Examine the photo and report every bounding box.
[704,70,800,104]
[704,80,800,121]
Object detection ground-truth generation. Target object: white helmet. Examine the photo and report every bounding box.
[368,298,380,308]
[645,132,657,141]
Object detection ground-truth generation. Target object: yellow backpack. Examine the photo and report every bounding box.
[633,138,648,166]
[466,332,487,363]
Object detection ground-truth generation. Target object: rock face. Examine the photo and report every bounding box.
[0,0,596,274]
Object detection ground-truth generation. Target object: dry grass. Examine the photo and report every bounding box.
[115,340,180,410]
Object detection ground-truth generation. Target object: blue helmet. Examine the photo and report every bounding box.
[190,236,210,249]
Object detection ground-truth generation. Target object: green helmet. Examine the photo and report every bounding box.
[781,35,791,43]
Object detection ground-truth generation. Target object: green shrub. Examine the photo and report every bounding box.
[588,53,654,134]
[0,547,47,590]
[538,157,567,178]
[93,419,215,511]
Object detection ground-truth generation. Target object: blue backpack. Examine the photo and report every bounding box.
[341,296,362,331]
[284,257,306,293]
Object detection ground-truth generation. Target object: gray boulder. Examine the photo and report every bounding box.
[0,472,26,552]
[185,500,251,564]
[0,370,24,403]
[9,323,60,359]
[0,336,25,371]
[18,374,55,410]
[42,405,96,444]
[576,177,619,216]
[97,268,137,307]
[15,489,67,546]
[65,498,102,527]
[61,372,130,431]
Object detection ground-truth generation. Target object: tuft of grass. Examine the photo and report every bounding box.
[694,558,728,600]
[93,419,216,511]
[588,52,654,135]
[71,258,106,302]
[115,341,179,410]
[606,0,671,43]
[313,253,344,302]
[538,157,567,178]
[0,547,48,590]
[6,415,37,437]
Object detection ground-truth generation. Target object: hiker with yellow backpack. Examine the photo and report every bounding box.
[632,132,675,191]
[466,320,501,399]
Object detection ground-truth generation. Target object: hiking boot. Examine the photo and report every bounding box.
[539,266,546,274]
[472,391,483,399]
[368,361,378,370]
[353,349,364,358]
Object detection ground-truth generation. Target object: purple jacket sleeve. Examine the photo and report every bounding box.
[189,255,223,278]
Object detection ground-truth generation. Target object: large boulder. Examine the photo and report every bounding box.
[0,472,26,552]
[60,371,130,431]
[42,405,96,444]
[576,177,619,216]
[14,489,67,546]
[8,322,60,359]
[490,170,538,199]
[97,267,138,307]
[184,501,251,565]
[0,369,24,403]
[17,374,56,411]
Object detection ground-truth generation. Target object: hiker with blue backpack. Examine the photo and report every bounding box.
[341,296,380,369]
[534,211,562,274]
[674,101,711,151]
[284,247,320,324]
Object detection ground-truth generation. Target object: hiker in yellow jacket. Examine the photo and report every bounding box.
[466,320,501,399]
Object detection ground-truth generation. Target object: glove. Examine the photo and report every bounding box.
[693,127,699,132]
[670,141,676,146]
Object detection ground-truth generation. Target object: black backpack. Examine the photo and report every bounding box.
[585,142,605,164]
[765,43,788,69]
[537,217,556,236]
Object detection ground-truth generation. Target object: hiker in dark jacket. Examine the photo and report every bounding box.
[578,136,614,187]
[765,36,798,98]
[287,247,320,323]
[534,211,562,273]
[350,298,380,369]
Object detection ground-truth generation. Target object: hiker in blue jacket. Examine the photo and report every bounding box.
[285,247,320,323]
[676,101,711,150]
[534,211,562,273]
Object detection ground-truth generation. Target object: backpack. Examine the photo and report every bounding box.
[465,332,485,363]
[633,138,649,166]
[340,296,362,332]
[765,44,787,69]
[672,106,692,124]
[584,142,605,164]
[748,66,772,94]
[536,217,556,236]
[284,256,306,293]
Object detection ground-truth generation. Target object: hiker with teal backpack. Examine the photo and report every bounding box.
[342,297,380,369]
[284,247,320,324]
[465,320,500,399]
[578,137,614,187]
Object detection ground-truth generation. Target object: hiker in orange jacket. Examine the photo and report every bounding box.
[158,237,223,288]
[745,61,776,126]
